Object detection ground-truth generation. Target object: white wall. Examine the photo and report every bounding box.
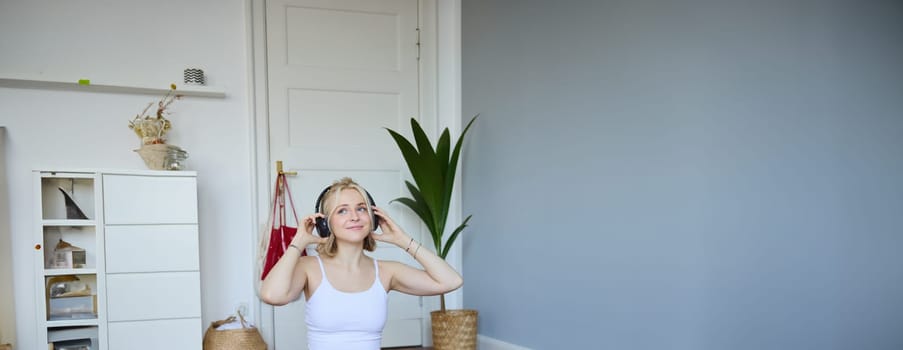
[0,127,14,346]
[0,1,256,349]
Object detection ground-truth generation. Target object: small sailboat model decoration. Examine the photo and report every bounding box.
[58,187,89,220]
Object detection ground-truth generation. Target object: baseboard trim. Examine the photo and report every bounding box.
[478,335,531,350]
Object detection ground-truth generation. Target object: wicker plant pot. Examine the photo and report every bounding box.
[431,309,478,350]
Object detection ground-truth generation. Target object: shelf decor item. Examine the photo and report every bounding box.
[58,187,88,220]
[48,239,86,269]
[128,84,190,170]
[183,68,206,86]
[134,144,189,171]
[47,326,99,350]
[45,275,95,320]
[129,84,180,146]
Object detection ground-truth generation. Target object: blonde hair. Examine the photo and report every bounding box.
[316,177,377,257]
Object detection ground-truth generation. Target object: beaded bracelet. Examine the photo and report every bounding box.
[405,237,415,252]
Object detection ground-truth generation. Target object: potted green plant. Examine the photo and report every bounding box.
[385,115,478,350]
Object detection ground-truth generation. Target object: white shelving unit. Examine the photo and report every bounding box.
[46,319,100,328]
[42,220,96,227]
[1,77,225,98]
[44,268,99,277]
[34,169,202,350]
[34,170,105,350]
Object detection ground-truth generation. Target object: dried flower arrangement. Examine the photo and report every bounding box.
[128,83,182,145]
[128,84,189,170]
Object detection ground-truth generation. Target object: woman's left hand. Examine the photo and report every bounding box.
[370,206,410,247]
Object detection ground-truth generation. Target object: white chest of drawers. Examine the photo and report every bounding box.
[102,173,201,350]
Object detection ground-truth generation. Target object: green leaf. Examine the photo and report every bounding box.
[435,129,452,225]
[386,126,438,207]
[403,181,436,233]
[436,129,451,180]
[389,197,433,234]
[385,127,422,178]
[441,215,472,259]
[443,115,479,215]
[408,119,444,222]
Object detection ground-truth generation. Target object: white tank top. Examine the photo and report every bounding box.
[305,255,388,350]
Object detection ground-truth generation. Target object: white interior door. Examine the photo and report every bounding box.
[266,0,425,348]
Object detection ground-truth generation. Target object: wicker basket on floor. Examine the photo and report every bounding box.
[430,309,478,350]
[202,313,266,350]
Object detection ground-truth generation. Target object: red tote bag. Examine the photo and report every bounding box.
[260,173,304,280]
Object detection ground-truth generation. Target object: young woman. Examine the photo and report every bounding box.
[259,177,463,350]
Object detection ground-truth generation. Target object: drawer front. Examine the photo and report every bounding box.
[103,175,198,224]
[108,318,202,350]
[106,272,201,321]
[105,225,199,273]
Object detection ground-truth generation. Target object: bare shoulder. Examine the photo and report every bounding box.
[376,260,407,291]
[299,256,322,286]
[298,255,318,264]
[296,255,320,274]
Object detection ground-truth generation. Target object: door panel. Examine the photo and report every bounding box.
[285,88,400,166]
[383,318,423,347]
[285,6,400,70]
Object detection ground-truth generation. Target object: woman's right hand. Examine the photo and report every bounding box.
[292,213,327,247]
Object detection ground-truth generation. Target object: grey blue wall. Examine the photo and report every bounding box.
[461,1,903,349]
